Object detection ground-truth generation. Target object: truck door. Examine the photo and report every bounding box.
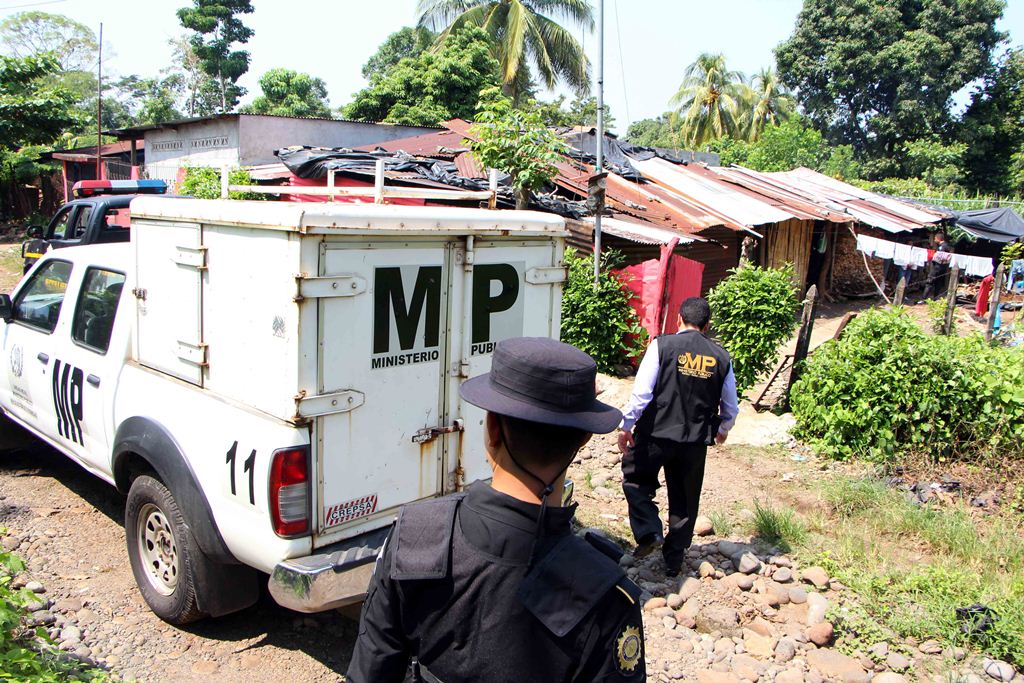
[446,239,565,489]
[1,259,75,437]
[315,240,451,534]
[53,266,127,474]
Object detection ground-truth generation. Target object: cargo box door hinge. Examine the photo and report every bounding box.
[295,390,365,419]
[176,341,208,367]
[173,246,207,270]
[296,275,367,300]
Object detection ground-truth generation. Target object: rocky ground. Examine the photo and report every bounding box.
[0,372,1021,682]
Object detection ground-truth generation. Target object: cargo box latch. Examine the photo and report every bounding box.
[525,266,567,284]
[412,419,464,444]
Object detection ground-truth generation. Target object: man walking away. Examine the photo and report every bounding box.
[348,337,646,683]
[618,297,739,577]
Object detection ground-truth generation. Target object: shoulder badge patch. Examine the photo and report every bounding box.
[615,624,642,675]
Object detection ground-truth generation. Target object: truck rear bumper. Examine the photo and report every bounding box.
[268,525,391,613]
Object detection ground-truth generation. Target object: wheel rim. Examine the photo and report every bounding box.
[137,503,179,596]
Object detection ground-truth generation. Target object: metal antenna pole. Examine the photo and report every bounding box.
[96,22,103,178]
[593,0,604,288]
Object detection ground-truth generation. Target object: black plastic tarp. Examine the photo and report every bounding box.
[274,146,588,218]
[560,128,721,179]
[954,207,1024,243]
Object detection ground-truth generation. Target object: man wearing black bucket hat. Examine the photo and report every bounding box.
[347,337,645,683]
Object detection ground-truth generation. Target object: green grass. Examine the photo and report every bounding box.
[811,477,1024,666]
[748,499,807,552]
[706,509,735,537]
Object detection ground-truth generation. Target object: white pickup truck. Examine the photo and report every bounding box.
[0,198,567,624]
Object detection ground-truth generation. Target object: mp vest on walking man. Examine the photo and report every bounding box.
[348,337,646,683]
[618,297,740,576]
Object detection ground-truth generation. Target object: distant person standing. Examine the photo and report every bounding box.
[924,232,954,299]
[617,297,739,576]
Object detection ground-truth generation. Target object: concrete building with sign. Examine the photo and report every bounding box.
[109,114,439,185]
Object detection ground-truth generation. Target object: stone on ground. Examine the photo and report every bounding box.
[807,621,834,646]
[802,566,830,588]
[697,672,741,683]
[983,660,1017,682]
[775,637,797,663]
[743,629,776,658]
[678,576,701,601]
[806,648,866,681]
[644,597,667,611]
[694,515,714,536]
[871,674,907,683]
[695,606,741,635]
[789,587,808,604]
[699,561,716,578]
[885,652,910,672]
[805,592,829,626]
[734,551,762,574]
[773,566,794,583]
[776,669,804,683]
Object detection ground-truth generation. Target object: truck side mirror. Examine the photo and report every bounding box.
[26,225,43,239]
[0,294,12,322]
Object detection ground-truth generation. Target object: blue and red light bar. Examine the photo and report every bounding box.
[72,179,167,198]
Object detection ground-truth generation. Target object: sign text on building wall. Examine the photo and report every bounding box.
[190,136,229,149]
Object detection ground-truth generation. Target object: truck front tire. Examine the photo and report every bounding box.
[125,475,206,625]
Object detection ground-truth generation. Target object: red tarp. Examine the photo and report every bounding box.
[615,242,704,340]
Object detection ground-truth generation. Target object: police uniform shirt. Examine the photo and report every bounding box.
[347,481,646,682]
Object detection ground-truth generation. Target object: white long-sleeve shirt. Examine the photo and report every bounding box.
[619,332,739,435]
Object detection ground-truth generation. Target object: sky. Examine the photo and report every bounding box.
[2,0,1023,132]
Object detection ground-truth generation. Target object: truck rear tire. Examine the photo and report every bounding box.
[125,475,206,625]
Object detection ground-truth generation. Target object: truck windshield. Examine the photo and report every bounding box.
[13,260,73,333]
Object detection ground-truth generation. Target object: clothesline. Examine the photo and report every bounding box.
[855,234,994,278]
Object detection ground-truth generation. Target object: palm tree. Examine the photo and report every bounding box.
[669,53,747,148]
[744,68,795,141]
[416,0,593,103]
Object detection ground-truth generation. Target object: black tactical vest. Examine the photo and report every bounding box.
[634,330,731,444]
[388,494,642,683]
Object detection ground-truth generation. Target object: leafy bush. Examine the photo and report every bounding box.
[1,538,110,681]
[707,264,800,393]
[178,166,265,200]
[1001,241,1024,266]
[560,248,646,373]
[925,299,951,334]
[791,308,1024,462]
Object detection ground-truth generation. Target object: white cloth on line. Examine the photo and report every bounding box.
[893,243,913,267]
[909,246,929,269]
[855,234,879,256]
[953,254,993,278]
[873,239,896,260]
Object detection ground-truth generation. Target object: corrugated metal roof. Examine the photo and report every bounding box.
[584,217,698,245]
[768,167,944,233]
[632,157,795,228]
[709,166,854,224]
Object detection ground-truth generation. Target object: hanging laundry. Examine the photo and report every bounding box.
[1009,259,1024,292]
[855,234,880,256]
[874,239,896,260]
[910,247,929,269]
[976,274,994,317]
[951,254,993,278]
[893,243,914,267]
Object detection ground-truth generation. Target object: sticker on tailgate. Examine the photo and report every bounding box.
[324,494,379,528]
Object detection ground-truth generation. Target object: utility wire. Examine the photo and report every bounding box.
[0,0,66,9]
[612,0,631,130]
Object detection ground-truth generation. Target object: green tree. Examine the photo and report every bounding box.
[170,34,221,117]
[416,0,593,103]
[110,74,185,126]
[176,0,254,113]
[960,48,1024,194]
[0,11,97,71]
[344,27,500,126]
[670,53,748,148]
[244,69,331,118]
[0,54,77,149]
[468,87,568,208]
[900,138,965,188]
[710,117,860,179]
[625,115,682,149]
[775,0,1005,173]
[531,95,614,130]
[362,26,435,84]
[744,68,794,142]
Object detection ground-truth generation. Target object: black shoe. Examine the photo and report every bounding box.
[665,565,681,578]
[633,534,663,559]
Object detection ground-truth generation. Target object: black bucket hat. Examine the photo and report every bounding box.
[460,337,622,434]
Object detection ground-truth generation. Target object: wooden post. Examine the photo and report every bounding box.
[327,169,335,203]
[942,263,960,335]
[893,277,907,306]
[784,284,819,408]
[986,263,1005,341]
[488,168,498,210]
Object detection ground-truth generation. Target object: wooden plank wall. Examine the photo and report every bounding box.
[762,218,815,290]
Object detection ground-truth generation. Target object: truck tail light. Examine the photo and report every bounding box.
[269,446,310,538]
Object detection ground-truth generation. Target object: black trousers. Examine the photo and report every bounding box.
[621,436,707,569]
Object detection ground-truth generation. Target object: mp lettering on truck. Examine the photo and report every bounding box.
[51,359,84,445]
[370,262,525,369]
